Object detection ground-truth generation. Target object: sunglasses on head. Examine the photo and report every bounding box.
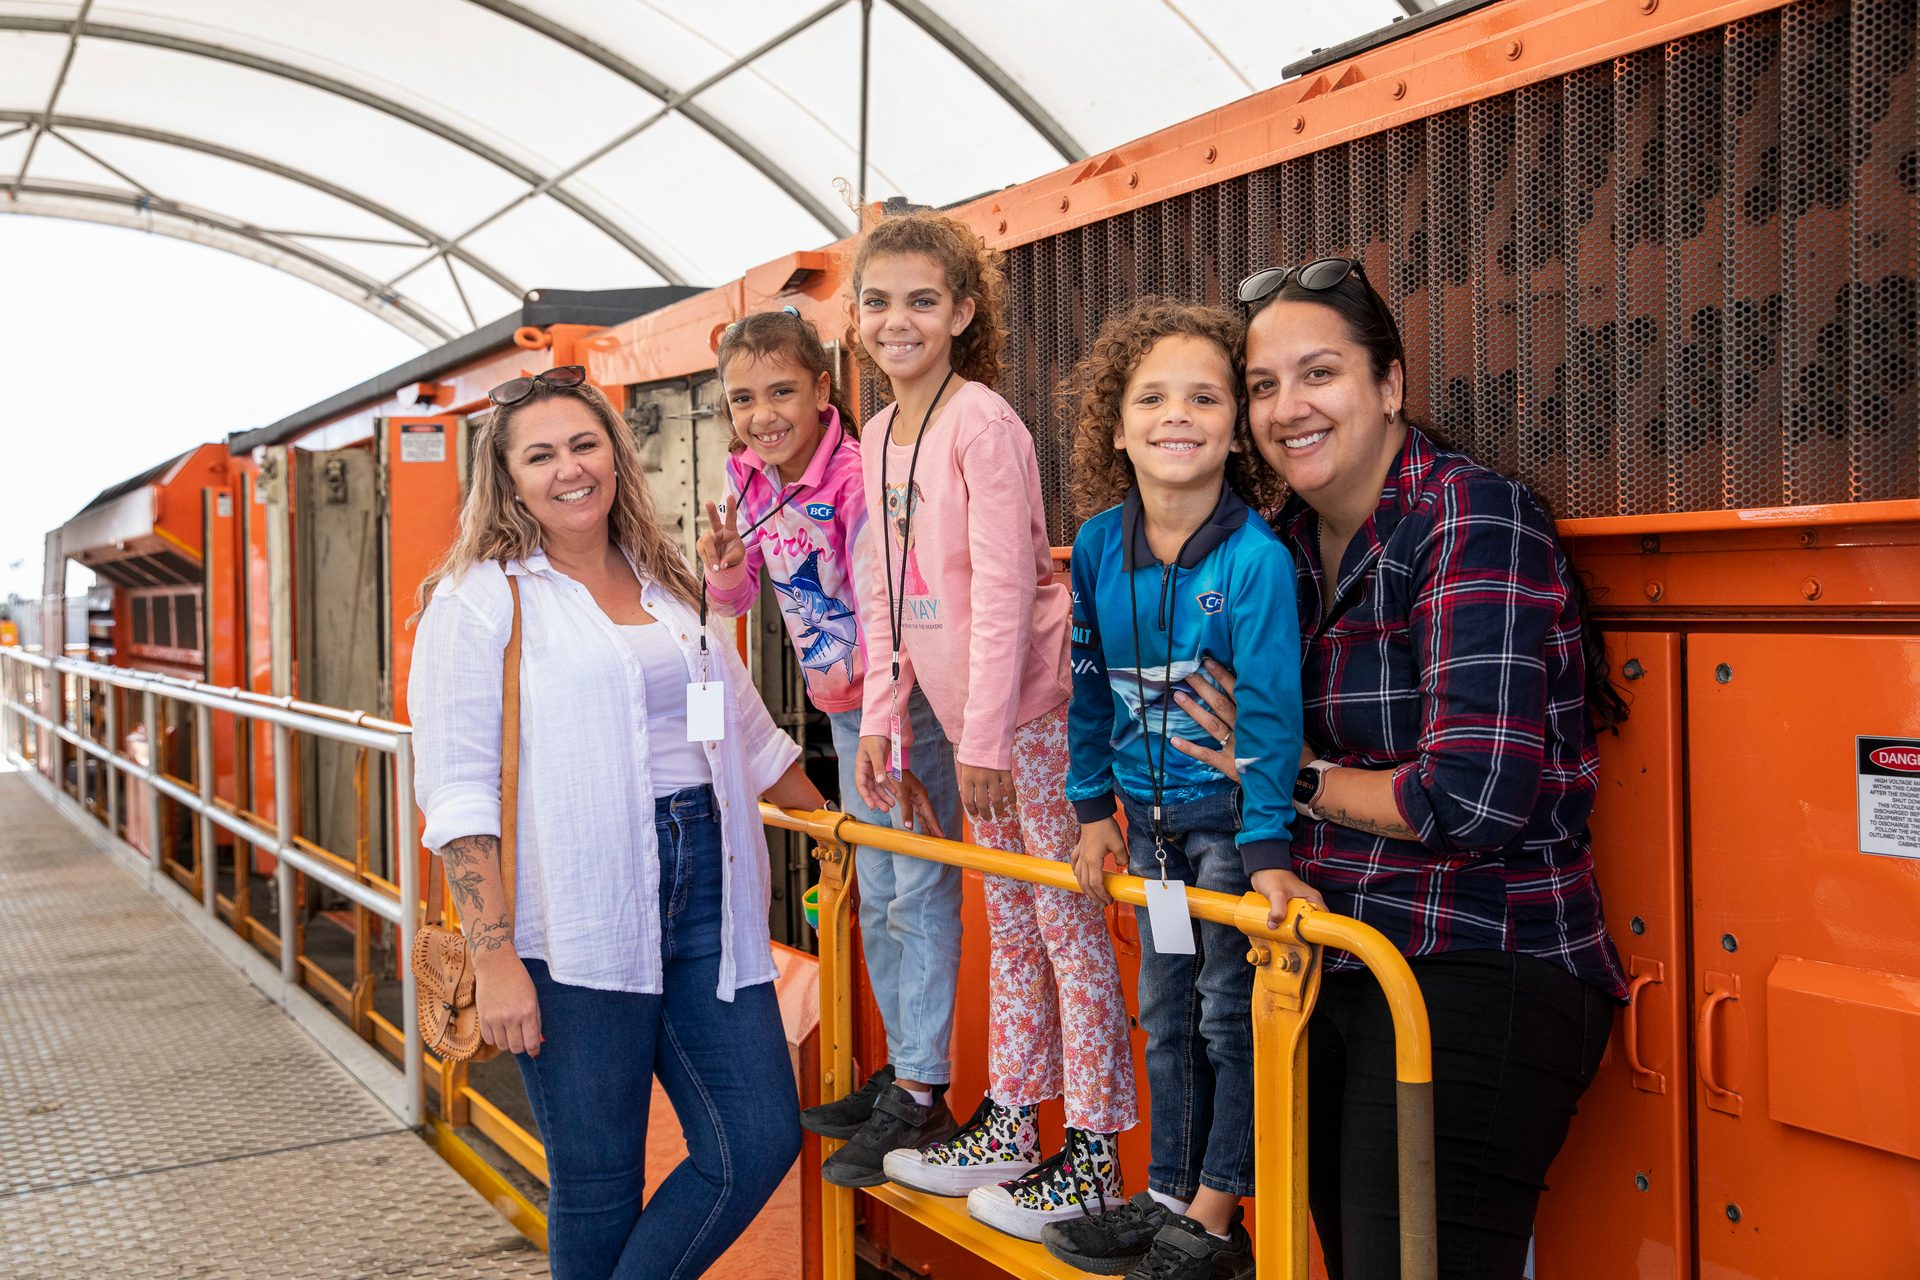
[1236,257,1367,306]
[488,365,587,407]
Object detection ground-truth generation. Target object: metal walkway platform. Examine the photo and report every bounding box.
[0,770,549,1280]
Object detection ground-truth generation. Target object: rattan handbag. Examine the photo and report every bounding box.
[412,575,522,1063]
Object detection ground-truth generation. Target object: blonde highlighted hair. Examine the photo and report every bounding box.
[849,210,1008,396]
[1062,297,1288,523]
[414,379,701,616]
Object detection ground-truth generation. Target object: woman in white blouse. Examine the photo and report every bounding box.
[409,366,825,1280]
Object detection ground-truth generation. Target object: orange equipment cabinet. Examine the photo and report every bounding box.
[1536,507,1920,1280]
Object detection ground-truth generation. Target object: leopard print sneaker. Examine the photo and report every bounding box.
[882,1096,1040,1195]
[967,1127,1125,1241]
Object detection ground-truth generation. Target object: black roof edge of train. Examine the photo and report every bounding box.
[225,285,706,456]
[1282,0,1502,81]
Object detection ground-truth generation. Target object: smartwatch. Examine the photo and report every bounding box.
[1293,759,1335,820]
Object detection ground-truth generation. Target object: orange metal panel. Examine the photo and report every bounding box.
[202,485,242,805]
[150,442,231,560]
[381,415,463,727]
[1536,632,1691,1280]
[1686,632,1920,1280]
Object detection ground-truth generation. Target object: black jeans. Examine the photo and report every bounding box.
[1307,950,1614,1280]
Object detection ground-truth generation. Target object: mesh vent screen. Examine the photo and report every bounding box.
[984,2,1918,541]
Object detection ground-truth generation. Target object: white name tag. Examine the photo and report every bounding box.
[889,713,904,779]
[686,681,726,742]
[1142,878,1196,955]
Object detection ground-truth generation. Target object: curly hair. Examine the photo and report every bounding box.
[1063,298,1288,523]
[849,211,1008,396]
[715,308,855,449]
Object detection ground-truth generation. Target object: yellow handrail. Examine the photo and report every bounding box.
[763,802,1437,1280]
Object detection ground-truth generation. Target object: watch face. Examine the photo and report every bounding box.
[1293,767,1321,806]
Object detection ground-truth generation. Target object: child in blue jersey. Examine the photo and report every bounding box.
[1052,299,1320,1280]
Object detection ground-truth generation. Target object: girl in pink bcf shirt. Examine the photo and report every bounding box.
[846,211,1138,1243]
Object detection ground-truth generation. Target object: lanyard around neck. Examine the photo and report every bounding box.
[879,370,957,686]
[1127,513,1207,873]
[696,415,847,664]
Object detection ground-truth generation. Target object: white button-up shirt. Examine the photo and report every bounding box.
[409,552,800,1000]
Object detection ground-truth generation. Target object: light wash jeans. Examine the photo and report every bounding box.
[825,688,963,1084]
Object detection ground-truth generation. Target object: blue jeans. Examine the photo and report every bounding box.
[826,689,963,1084]
[1123,788,1256,1198]
[514,785,801,1280]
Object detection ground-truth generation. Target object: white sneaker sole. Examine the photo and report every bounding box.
[882,1148,1037,1196]
[966,1185,1123,1242]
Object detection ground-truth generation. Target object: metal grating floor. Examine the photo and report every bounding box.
[0,771,548,1279]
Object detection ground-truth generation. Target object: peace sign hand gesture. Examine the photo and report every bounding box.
[698,500,748,585]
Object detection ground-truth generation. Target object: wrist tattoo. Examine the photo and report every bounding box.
[466,918,515,954]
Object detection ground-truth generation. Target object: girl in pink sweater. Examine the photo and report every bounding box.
[849,211,1137,1242]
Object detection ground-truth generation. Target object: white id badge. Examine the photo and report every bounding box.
[1142,879,1197,955]
[888,713,904,780]
[686,681,726,742]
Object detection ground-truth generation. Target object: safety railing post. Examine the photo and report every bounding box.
[48,666,64,797]
[104,684,120,841]
[273,721,297,984]
[812,825,856,1280]
[393,735,424,1128]
[197,702,216,915]
[76,676,91,817]
[1233,896,1322,1279]
[141,687,161,883]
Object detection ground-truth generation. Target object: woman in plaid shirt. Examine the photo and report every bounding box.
[1171,259,1629,1280]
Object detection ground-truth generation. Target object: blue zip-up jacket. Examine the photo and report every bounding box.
[1067,483,1304,874]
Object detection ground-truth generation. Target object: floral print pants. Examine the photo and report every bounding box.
[972,704,1138,1134]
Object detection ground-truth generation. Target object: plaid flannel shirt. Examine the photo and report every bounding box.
[1281,429,1627,999]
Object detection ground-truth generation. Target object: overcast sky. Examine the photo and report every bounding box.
[0,218,423,604]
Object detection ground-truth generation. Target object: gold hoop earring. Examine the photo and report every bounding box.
[1387,408,1398,426]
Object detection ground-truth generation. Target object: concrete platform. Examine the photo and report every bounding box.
[0,769,549,1280]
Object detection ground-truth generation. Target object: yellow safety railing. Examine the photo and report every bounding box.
[763,803,1437,1280]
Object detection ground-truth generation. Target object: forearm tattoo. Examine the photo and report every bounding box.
[1322,805,1421,842]
[440,835,512,953]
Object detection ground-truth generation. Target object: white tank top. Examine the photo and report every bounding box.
[619,622,713,797]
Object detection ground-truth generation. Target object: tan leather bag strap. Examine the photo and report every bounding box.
[421,572,522,930]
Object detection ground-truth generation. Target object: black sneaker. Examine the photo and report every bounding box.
[820,1085,959,1188]
[800,1063,896,1140]
[1041,1190,1176,1275]
[1129,1208,1255,1280]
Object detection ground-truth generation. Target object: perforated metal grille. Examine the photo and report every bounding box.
[988,1,1919,540]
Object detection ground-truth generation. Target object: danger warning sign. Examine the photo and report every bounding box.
[399,421,446,463]
[1858,735,1920,859]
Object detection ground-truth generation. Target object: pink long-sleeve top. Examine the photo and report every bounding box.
[703,407,871,714]
[855,381,1071,771]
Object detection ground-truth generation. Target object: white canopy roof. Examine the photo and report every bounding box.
[1,0,1418,345]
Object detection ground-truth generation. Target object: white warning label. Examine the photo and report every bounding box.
[399,422,446,463]
[1858,736,1920,859]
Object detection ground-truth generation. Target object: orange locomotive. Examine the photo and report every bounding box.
[42,0,1920,1276]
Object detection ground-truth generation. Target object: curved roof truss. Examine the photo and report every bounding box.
[13,180,453,344]
[1,1,1409,345]
[0,111,526,299]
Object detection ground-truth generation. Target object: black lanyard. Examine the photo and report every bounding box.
[1127,517,1205,875]
[695,417,847,672]
[879,369,956,689]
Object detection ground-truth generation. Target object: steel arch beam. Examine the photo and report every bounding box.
[462,0,854,239]
[5,181,452,344]
[0,110,526,298]
[882,0,1083,163]
[0,14,686,284]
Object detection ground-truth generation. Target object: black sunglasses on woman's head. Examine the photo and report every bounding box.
[488,365,588,407]
[1236,257,1368,306]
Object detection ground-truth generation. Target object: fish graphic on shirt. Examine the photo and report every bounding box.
[1108,659,1212,754]
[773,550,859,679]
